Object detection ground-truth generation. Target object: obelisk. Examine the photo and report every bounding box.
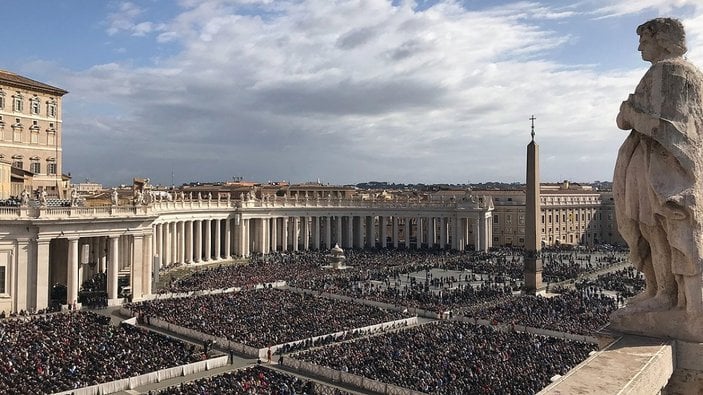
[524,115,543,294]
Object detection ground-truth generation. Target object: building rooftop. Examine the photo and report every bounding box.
[0,70,68,96]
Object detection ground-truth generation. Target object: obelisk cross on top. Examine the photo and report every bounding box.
[525,115,543,294]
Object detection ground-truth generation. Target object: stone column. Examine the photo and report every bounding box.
[354,216,364,248]
[474,219,480,251]
[260,218,268,254]
[154,224,162,270]
[164,223,172,266]
[270,218,277,252]
[379,216,387,248]
[282,217,289,251]
[170,222,177,265]
[303,217,310,250]
[225,218,232,258]
[416,217,424,248]
[215,219,222,260]
[392,217,399,248]
[346,216,354,248]
[242,218,250,257]
[440,217,447,249]
[335,216,342,247]
[178,221,185,264]
[487,215,493,249]
[99,236,107,273]
[67,238,79,306]
[12,238,26,312]
[325,216,332,249]
[313,217,321,250]
[186,220,194,264]
[131,235,143,299]
[194,220,202,263]
[204,219,212,261]
[365,216,374,248]
[108,236,119,300]
[142,233,152,296]
[478,216,487,252]
[427,217,437,248]
[35,238,50,311]
[404,217,411,248]
[293,217,300,251]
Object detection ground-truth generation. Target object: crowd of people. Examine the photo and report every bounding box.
[0,311,206,394]
[128,288,407,348]
[466,289,617,335]
[294,320,595,394]
[576,266,645,299]
[157,365,351,395]
[541,250,629,283]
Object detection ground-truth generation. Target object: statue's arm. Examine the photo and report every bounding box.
[617,99,660,136]
[618,64,694,143]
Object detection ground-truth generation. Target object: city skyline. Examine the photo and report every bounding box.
[6,0,703,186]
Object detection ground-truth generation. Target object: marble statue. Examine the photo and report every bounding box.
[20,189,29,206]
[612,18,703,341]
[70,188,79,207]
[614,18,703,313]
[111,188,119,206]
[133,189,144,206]
[39,188,47,206]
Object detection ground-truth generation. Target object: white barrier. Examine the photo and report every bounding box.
[455,316,598,344]
[207,355,229,370]
[260,316,417,359]
[49,355,230,395]
[129,371,158,389]
[285,357,425,395]
[362,377,388,393]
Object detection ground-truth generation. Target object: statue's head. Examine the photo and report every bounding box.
[636,18,687,62]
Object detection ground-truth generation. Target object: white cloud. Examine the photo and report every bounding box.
[593,0,698,18]
[56,0,703,186]
[105,1,166,37]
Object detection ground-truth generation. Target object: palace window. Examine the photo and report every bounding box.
[30,96,40,115]
[47,129,55,145]
[47,98,56,118]
[0,90,4,109]
[12,124,22,142]
[0,266,5,293]
[47,160,57,175]
[493,215,499,223]
[30,161,40,174]
[12,160,23,169]
[12,93,23,112]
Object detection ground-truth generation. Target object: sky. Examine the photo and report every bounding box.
[6,0,703,187]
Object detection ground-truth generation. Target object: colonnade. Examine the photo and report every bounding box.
[72,234,150,304]
[150,213,492,269]
[11,201,493,313]
[152,217,236,269]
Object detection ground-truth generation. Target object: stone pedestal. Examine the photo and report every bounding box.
[611,308,703,343]
[541,335,673,394]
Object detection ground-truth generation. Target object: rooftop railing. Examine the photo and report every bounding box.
[0,196,490,220]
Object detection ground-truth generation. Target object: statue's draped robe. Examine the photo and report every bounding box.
[614,58,703,276]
